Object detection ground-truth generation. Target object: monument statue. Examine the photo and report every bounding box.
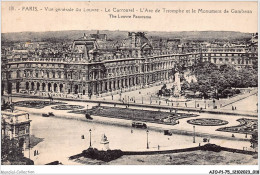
[173,71,181,97]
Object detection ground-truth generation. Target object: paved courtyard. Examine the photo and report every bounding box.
[7,96,256,165]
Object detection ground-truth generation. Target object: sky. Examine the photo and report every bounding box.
[1,1,258,33]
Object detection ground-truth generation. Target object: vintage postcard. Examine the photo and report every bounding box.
[1,1,259,174]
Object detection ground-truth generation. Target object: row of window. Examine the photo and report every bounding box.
[202,53,242,57]
[202,58,251,64]
[8,63,63,68]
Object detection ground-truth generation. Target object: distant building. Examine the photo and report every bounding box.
[200,33,258,69]
[90,30,107,41]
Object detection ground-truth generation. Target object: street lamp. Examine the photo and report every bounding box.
[89,129,92,148]
[193,126,195,143]
[146,130,149,149]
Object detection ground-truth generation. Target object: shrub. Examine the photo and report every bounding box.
[201,144,222,152]
[82,148,123,162]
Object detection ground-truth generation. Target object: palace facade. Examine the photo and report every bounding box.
[1,32,257,98]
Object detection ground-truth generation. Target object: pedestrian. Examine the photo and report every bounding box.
[235,106,236,110]
[37,150,39,155]
[131,129,133,134]
[158,145,160,150]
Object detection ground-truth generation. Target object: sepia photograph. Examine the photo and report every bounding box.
[1,1,259,174]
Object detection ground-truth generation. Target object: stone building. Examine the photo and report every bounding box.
[200,33,258,69]
[2,32,185,97]
[1,31,257,98]
[1,110,31,149]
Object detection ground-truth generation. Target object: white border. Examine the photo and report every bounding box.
[0,0,259,174]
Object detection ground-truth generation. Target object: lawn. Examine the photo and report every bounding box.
[187,118,229,126]
[13,100,66,109]
[69,106,198,125]
[51,105,84,110]
[217,118,258,134]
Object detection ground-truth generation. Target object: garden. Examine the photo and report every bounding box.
[216,118,258,134]
[69,106,199,126]
[187,118,229,126]
[51,105,85,110]
[13,100,66,109]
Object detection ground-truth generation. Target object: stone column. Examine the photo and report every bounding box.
[102,81,105,92]
[51,83,54,92]
[122,79,125,88]
[57,84,60,93]
[28,82,31,91]
[97,82,100,93]
[39,83,42,92]
[107,81,110,91]
[115,80,118,90]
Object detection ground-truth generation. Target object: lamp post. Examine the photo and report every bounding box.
[89,129,92,148]
[146,130,149,149]
[193,126,195,143]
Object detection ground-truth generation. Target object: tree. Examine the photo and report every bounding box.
[186,62,258,99]
[250,131,258,151]
[189,82,199,94]
[1,137,24,163]
[181,81,190,91]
